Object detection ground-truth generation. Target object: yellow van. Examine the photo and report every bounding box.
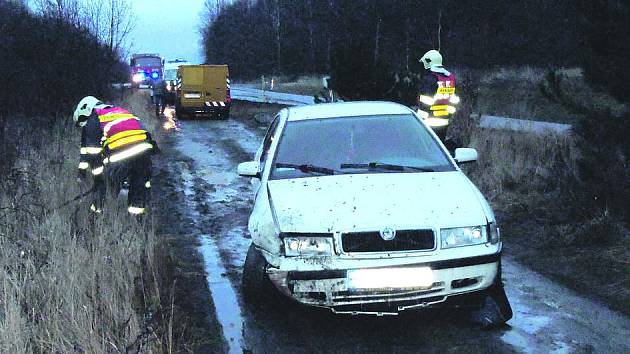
[175,65,231,119]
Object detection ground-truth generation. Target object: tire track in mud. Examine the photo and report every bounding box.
[173,119,263,353]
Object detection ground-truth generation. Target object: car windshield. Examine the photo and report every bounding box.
[271,114,455,180]
[133,57,161,67]
[164,69,177,80]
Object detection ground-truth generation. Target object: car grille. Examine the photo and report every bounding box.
[341,229,435,253]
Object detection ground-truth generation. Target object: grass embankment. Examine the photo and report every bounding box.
[447,69,630,315]
[0,92,172,352]
[465,126,629,315]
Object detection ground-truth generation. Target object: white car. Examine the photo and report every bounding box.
[238,101,512,324]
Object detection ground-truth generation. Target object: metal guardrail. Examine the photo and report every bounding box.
[479,115,572,134]
[230,85,575,135]
[231,85,314,106]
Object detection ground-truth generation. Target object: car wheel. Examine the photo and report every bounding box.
[469,267,513,329]
[242,244,278,307]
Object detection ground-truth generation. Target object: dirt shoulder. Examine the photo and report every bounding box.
[499,208,629,317]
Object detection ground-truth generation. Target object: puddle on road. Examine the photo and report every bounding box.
[176,137,240,203]
[199,234,245,354]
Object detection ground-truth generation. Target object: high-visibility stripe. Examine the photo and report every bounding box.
[433,110,449,117]
[419,95,434,106]
[219,102,226,107]
[78,162,89,170]
[103,117,139,135]
[108,134,147,150]
[105,130,146,146]
[430,105,449,111]
[425,117,450,127]
[108,142,153,163]
[92,166,104,175]
[213,102,219,107]
[450,95,460,104]
[128,206,146,215]
[417,109,430,119]
[98,113,135,123]
[81,147,102,155]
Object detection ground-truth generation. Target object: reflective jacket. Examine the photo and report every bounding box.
[417,67,459,127]
[78,105,153,176]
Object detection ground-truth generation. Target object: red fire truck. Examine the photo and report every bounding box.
[130,53,163,87]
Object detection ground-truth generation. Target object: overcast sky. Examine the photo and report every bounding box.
[128,0,207,64]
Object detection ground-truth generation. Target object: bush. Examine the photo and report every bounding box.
[0,1,126,117]
[574,112,630,222]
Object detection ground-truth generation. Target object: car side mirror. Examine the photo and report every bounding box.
[238,161,261,178]
[454,148,478,164]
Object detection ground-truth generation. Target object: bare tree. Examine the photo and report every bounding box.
[33,0,82,24]
[271,0,282,73]
[33,0,133,55]
[102,0,134,54]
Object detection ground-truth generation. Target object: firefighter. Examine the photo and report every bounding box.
[74,96,158,215]
[417,50,460,141]
[152,79,166,116]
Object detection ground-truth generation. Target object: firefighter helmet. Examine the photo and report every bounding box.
[419,50,443,70]
[73,96,101,127]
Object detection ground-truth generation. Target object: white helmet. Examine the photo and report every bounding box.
[73,96,101,127]
[419,50,443,70]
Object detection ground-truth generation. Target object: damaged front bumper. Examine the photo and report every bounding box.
[266,251,501,315]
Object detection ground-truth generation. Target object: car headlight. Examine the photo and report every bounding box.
[132,73,144,83]
[283,236,334,257]
[441,226,487,249]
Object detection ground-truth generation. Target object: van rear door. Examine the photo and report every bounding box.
[203,65,229,104]
[180,66,204,100]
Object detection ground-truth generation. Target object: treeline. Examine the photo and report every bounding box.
[574,0,630,222]
[202,0,580,80]
[0,0,127,118]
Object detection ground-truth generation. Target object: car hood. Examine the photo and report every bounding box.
[267,172,488,233]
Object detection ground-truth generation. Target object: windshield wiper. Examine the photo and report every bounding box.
[340,162,434,172]
[275,162,337,175]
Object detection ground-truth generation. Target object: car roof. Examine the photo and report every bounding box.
[286,101,413,122]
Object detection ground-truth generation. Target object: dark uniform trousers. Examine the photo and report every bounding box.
[93,151,152,211]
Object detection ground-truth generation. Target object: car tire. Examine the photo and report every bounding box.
[242,244,278,307]
[469,264,513,329]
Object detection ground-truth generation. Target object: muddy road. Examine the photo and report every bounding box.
[153,102,630,354]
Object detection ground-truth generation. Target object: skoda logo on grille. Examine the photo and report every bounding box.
[380,227,396,241]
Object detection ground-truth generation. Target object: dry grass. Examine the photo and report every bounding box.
[464,127,578,205]
[460,123,629,314]
[0,92,166,353]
